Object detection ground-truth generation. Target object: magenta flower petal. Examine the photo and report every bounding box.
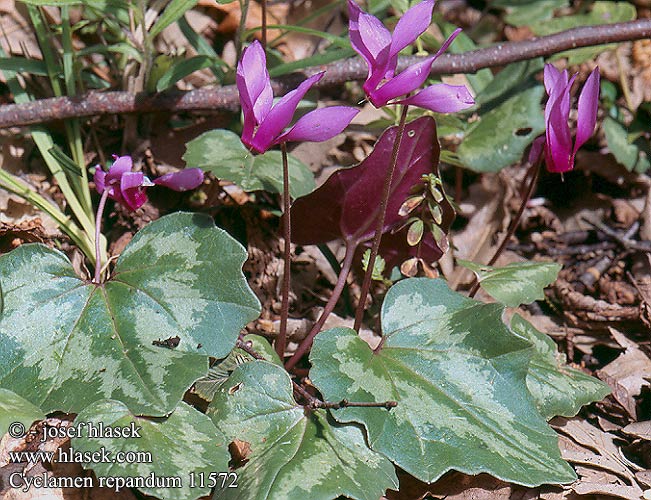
[106,155,133,184]
[370,56,436,106]
[250,72,324,152]
[432,27,462,61]
[237,41,274,146]
[545,89,574,173]
[528,135,545,165]
[543,64,562,96]
[237,41,273,124]
[348,0,391,70]
[119,171,147,210]
[399,83,474,112]
[276,106,360,144]
[94,167,107,194]
[544,72,574,129]
[574,67,600,153]
[389,0,435,59]
[153,168,205,191]
[540,63,601,174]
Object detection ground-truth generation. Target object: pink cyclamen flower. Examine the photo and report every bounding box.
[94,155,204,210]
[237,40,359,154]
[348,0,474,112]
[531,64,600,173]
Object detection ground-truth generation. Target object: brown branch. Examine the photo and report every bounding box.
[1,19,650,129]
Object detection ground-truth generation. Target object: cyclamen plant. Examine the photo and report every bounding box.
[530,64,601,173]
[348,0,474,112]
[347,0,474,330]
[469,63,601,295]
[236,39,359,358]
[0,2,617,498]
[92,155,204,282]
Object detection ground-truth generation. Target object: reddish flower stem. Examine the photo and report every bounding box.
[261,0,267,50]
[92,188,110,284]
[468,160,541,298]
[353,104,409,331]
[285,243,356,371]
[277,142,291,360]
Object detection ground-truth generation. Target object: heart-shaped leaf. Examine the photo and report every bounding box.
[183,129,315,198]
[310,278,577,486]
[458,259,561,306]
[0,212,260,415]
[0,389,44,434]
[207,361,398,500]
[458,85,545,173]
[73,399,229,500]
[291,116,453,261]
[511,314,610,419]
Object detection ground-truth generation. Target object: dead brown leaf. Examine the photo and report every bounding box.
[553,417,645,499]
[597,328,651,418]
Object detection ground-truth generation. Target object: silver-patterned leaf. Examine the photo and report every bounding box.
[511,314,610,419]
[310,278,577,486]
[0,212,260,415]
[207,361,398,500]
[0,388,44,433]
[459,259,561,307]
[73,399,229,500]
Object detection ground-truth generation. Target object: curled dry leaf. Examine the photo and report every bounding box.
[553,416,645,500]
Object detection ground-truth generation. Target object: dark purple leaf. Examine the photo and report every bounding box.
[291,116,445,250]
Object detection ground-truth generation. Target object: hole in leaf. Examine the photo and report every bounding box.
[228,439,251,468]
[228,382,243,395]
[407,129,416,137]
[514,127,533,136]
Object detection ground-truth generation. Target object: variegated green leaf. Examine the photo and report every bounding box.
[0,388,44,434]
[207,361,398,500]
[310,278,577,486]
[512,314,610,419]
[194,335,281,402]
[0,212,260,415]
[459,259,561,307]
[73,399,228,500]
[183,129,315,198]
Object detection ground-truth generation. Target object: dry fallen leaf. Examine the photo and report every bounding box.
[553,416,645,499]
[597,328,651,418]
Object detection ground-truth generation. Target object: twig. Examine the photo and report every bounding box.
[1,20,650,128]
[310,398,397,410]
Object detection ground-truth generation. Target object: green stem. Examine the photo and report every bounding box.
[93,188,111,283]
[0,34,101,263]
[61,6,93,216]
[261,0,267,50]
[0,169,94,259]
[28,5,92,216]
[236,0,251,59]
